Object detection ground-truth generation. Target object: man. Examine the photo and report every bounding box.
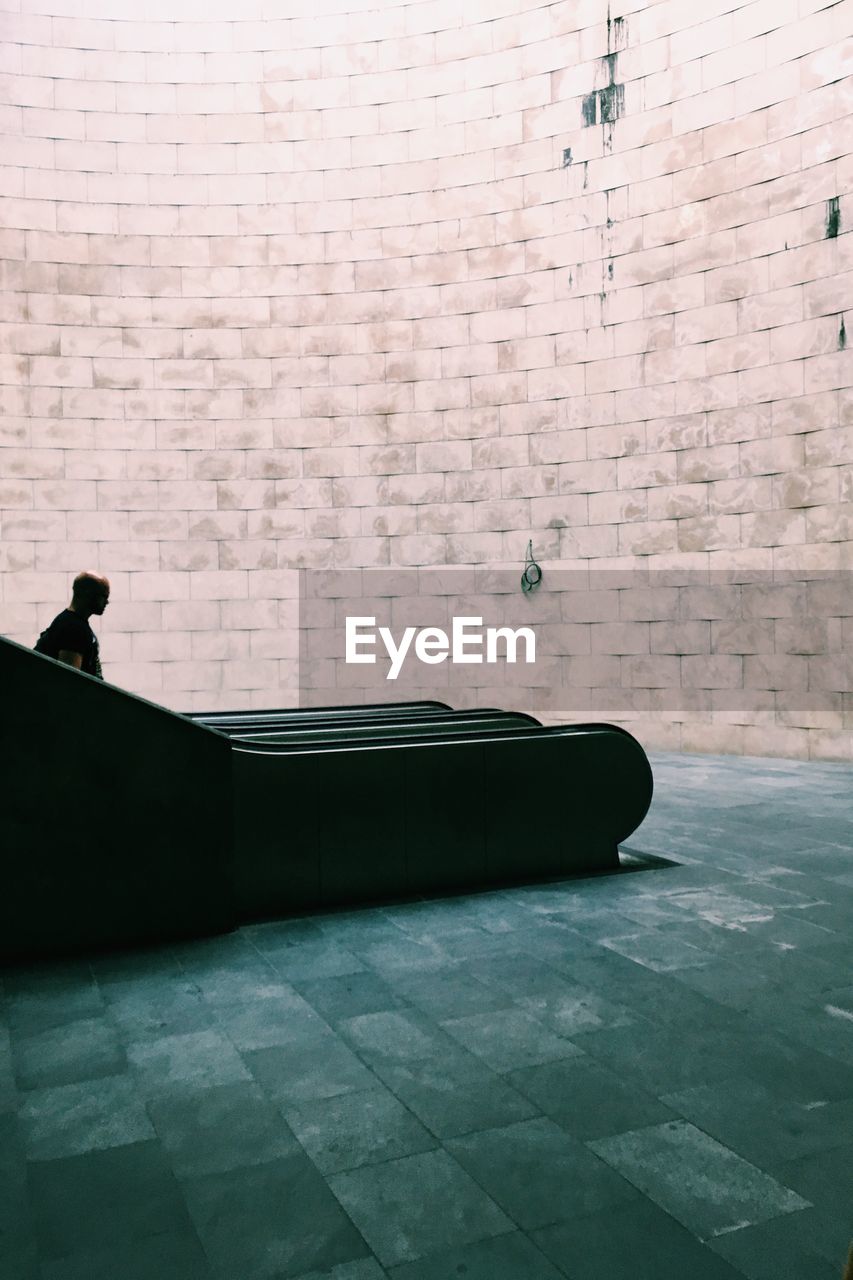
[34,571,110,679]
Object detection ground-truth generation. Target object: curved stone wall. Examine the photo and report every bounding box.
[0,0,851,754]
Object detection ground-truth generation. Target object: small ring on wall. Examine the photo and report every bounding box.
[521,540,542,593]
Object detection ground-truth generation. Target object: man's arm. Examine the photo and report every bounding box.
[57,649,83,670]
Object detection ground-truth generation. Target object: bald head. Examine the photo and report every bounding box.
[71,571,110,617]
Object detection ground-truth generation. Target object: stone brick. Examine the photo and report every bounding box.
[445,533,505,564]
[435,340,494,378]
[704,258,771,309]
[529,494,588,528]
[643,274,706,318]
[805,503,853,542]
[740,435,806,475]
[469,308,526,344]
[741,509,806,546]
[775,390,840,440]
[772,466,840,509]
[386,533,445,566]
[616,518,679,555]
[802,271,853,319]
[125,513,188,543]
[770,315,840,364]
[646,483,708,520]
[409,376,466,412]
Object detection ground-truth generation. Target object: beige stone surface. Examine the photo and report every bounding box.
[1,0,851,756]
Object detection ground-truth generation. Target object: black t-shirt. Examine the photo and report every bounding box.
[34,609,103,679]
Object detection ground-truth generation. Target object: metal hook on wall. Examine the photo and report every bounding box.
[521,540,542,593]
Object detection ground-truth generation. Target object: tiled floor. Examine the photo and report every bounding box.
[2,751,851,1280]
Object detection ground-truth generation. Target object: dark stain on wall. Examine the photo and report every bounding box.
[600,83,625,124]
[562,147,573,167]
[825,196,840,238]
[607,12,628,50]
[581,82,625,128]
[581,13,626,129]
[839,314,847,350]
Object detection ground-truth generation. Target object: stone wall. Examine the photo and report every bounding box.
[0,0,851,756]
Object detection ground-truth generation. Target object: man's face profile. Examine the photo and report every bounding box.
[73,573,111,616]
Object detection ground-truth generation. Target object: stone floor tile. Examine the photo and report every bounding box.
[5,982,105,1037]
[661,1077,853,1169]
[337,1009,457,1066]
[505,1055,677,1140]
[288,1262,387,1280]
[0,1031,17,1116]
[175,952,282,1007]
[599,929,716,972]
[19,1073,153,1160]
[127,1029,252,1096]
[283,1085,437,1174]
[446,1116,639,1229]
[11,1018,125,1092]
[101,976,216,1042]
[532,1197,747,1280]
[370,1050,540,1139]
[659,913,840,961]
[705,1205,851,1278]
[382,912,493,953]
[513,984,638,1036]
[382,966,516,1020]
[262,941,367,984]
[546,953,727,1031]
[439,1008,582,1073]
[590,1119,810,1240]
[243,918,326,948]
[421,891,536,936]
[705,1021,853,1103]
[571,1020,745,1094]
[558,907,667,947]
[387,1230,564,1279]
[147,1080,300,1177]
[328,1149,512,1268]
[314,912,410,949]
[212,990,330,1051]
[0,1113,36,1276]
[350,938,451,974]
[245,1037,376,1105]
[0,1237,39,1280]
[180,964,286,1007]
[38,1229,212,1280]
[772,1141,853,1219]
[182,1154,370,1279]
[28,1140,192,1260]
[668,958,776,1011]
[294,972,409,1023]
[465,952,581,999]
